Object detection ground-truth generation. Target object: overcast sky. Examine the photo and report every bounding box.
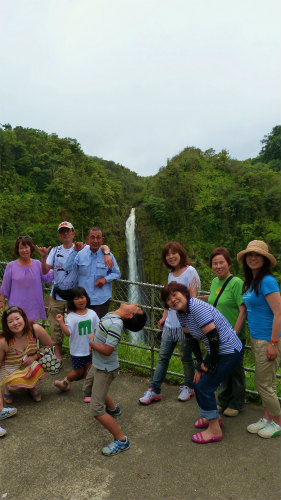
[1,0,280,176]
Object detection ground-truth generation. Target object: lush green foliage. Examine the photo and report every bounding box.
[144,138,281,287]
[259,125,281,171]
[0,123,280,289]
[0,124,146,269]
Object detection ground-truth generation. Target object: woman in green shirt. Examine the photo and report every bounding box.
[201,247,246,416]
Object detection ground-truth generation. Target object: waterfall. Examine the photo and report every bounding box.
[125,208,139,285]
[125,208,143,343]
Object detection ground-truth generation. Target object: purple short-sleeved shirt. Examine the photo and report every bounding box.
[0,259,53,321]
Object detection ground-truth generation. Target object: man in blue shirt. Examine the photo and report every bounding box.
[65,227,121,318]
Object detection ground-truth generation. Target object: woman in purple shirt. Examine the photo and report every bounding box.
[0,236,53,321]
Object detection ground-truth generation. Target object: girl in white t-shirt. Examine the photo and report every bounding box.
[54,287,99,394]
[139,242,201,405]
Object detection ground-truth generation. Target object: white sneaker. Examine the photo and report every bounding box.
[0,407,17,420]
[178,385,195,402]
[247,418,270,434]
[258,421,281,439]
[139,388,162,405]
[0,426,7,437]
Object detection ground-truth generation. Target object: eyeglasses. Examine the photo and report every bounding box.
[17,236,30,240]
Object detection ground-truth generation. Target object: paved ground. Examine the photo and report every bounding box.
[1,358,280,500]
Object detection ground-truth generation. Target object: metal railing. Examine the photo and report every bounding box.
[111,279,280,402]
[0,261,280,401]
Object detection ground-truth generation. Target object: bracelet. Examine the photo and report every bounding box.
[270,339,279,344]
[269,342,278,347]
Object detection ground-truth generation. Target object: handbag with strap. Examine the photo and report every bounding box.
[213,275,234,308]
[37,347,62,374]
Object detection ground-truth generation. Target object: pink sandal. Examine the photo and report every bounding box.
[194,416,223,429]
[191,432,222,444]
[54,380,70,392]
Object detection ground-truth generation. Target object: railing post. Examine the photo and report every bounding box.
[150,287,155,376]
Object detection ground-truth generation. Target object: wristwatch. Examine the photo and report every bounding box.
[104,251,110,255]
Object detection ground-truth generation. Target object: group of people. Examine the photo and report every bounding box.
[139,239,281,444]
[0,222,280,454]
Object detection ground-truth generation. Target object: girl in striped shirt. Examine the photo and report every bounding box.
[161,281,243,444]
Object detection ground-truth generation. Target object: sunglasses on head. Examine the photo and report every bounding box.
[6,306,20,316]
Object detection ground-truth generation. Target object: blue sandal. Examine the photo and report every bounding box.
[30,390,41,402]
[3,393,13,404]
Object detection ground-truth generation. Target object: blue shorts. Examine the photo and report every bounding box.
[71,354,92,370]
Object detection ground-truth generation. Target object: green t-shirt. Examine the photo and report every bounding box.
[208,276,246,340]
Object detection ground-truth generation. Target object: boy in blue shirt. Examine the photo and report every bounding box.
[84,303,147,456]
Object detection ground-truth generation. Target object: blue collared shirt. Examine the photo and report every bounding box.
[64,246,121,305]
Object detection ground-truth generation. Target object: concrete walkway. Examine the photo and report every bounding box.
[1,358,280,500]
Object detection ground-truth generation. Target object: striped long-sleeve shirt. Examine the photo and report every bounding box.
[92,313,123,371]
[177,298,242,355]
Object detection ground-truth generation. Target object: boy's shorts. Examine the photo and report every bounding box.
[84,366,119,417]
[71,354,92,370]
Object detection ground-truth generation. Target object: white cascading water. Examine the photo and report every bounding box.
[125,208,138,285]
[125,208,143,343]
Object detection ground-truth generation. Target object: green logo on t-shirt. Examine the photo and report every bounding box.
[78,319,92,336]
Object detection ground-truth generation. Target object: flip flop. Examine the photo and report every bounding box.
[3,393,13,404]
[191,432,222,444]
[30,390,41,402]
[194,417,223,429]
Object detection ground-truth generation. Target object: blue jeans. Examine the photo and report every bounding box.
[217,340,246,411]
[195,349,243,420]
[150,335,194,394]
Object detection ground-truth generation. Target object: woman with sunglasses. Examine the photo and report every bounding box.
[0,306,53,403]
[0,236,53,321]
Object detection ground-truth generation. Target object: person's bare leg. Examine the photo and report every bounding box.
[54,344,62,360]
[105,395,116,411]
[65,367,84,383]
[95,413,126,441]
[265,407,281,425]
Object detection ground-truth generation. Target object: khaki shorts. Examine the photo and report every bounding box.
[48,296,68,345]
[83,365,119,417]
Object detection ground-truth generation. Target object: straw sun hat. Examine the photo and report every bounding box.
[237,240,276,267]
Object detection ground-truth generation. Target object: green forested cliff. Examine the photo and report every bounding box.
[0,123,280,289]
